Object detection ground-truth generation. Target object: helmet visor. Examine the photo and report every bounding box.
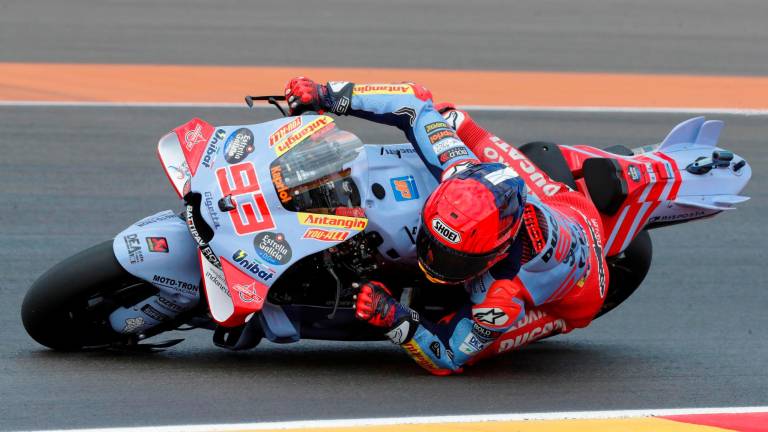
[416,226,503,284]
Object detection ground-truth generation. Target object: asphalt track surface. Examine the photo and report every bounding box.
[1,0,767,430]
[2,0,768,75]
[0,107,765,430]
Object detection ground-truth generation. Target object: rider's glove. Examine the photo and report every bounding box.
[354,281,419,344]
[284,76,328,115]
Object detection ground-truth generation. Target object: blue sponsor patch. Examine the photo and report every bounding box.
[389,176,420,201]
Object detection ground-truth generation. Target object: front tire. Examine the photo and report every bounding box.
[21,240,155,351]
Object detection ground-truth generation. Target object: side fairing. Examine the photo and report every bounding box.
[113,210,201,297]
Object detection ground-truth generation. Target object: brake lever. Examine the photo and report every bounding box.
[245,95,288,117]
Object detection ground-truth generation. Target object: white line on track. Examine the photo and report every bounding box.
[2,101,768,115]
[18,406,768,432]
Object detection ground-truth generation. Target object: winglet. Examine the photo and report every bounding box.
[658,117,724,152]
[674,194,750,211]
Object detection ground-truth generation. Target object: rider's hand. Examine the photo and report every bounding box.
[353,281,399,328]
[284,76,326,115]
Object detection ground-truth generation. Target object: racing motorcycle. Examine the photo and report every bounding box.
[21,97,751,353]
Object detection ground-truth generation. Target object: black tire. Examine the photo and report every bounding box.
[21,240,155,351]
[596,229,653,318]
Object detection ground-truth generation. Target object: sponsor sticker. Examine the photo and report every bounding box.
[389,175,420,201]
[498,317,566,353]
[146,237,169,253]
[152,275,197,294]
[402,340,440,371]
[123,234,144,264]
[302,228,350,242]
[380,147,417,157]
[156,296,185,313]
[231,281,264,304]
[232,250,275,282]
[428,129,455,144]
[141,304,170,322]
[297,212,368,230]
[438,147,469,164]
[253,232,292,265]
[223,128,255,164]
[352,84,414,95]
[459,333,486,355]
[431,218,460,244]
[432,137,464,153]
[424,121,449,134]
[135,211,178,227]
[627,164,642,182]
[274,116,333,156]
[268,117,303,148]
[271,165,292,204]
[203,191,222,229]
[201,129,226,168]
[176,118,214,152]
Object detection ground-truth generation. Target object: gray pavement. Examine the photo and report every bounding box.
[0,107,765,430]
[1,0,768,74]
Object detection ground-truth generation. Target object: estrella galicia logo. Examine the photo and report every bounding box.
[232,250,275,282]
[389,175,420,201]
[201,129,226,168]
[253,232,292,265]
[223,128,255,163]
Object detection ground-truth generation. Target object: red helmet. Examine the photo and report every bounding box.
[417,163,527,284]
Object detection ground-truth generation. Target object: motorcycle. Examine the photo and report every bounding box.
[21,97,751,354]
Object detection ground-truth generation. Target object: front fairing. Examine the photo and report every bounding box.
[163,115,370,327]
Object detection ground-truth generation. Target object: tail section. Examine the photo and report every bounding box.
[559,116,751,257]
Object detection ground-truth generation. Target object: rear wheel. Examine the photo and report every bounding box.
[596,229,653,318]
[21,240,157,351]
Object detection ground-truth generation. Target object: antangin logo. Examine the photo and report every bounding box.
[297,212,368,230]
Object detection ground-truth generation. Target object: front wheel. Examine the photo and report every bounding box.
[21,241,157,351]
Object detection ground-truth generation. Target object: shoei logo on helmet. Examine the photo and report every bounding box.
[431,218,461,244]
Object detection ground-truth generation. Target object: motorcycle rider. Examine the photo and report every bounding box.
[284,77,608,375]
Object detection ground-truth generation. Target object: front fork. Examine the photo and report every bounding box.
[109,210,202,335]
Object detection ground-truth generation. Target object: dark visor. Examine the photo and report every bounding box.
[416,226,505,284]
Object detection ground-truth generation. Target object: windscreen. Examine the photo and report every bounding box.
[269,123,364,214]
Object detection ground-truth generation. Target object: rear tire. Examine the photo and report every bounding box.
[596,229,653,318]
[21,240,153,351]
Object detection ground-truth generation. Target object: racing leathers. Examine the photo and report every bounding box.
[296,79,609,375]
